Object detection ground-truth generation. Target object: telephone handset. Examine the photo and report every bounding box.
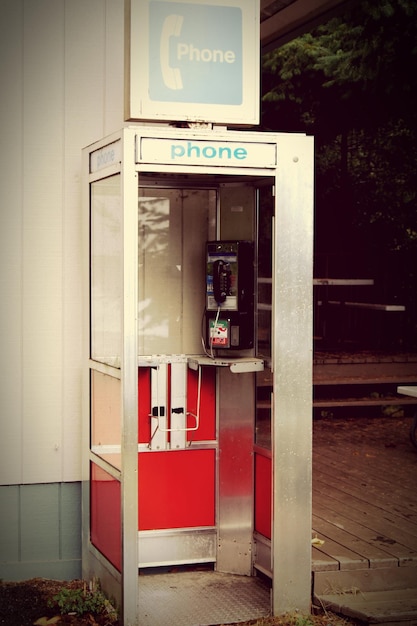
[213,259,231,305]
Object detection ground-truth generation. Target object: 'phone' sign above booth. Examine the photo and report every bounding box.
[125,0,260,126]
[149,4,242,105]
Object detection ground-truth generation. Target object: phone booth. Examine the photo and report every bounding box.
[82,124,313,624]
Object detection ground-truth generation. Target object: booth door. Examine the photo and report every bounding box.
[137,187,218,567]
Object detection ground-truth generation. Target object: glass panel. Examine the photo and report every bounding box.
[257,185,273,363]
[90,175,122,366]
[90,462,121,571]
[254,452,272,538]
[91,370,121,464]
[256,185,274,449]
[138,188,216,355]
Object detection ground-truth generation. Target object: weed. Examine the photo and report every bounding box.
[294,616,315,626]
[48,580,108,617]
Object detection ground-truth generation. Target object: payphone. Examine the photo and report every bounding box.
[205,240,254,351]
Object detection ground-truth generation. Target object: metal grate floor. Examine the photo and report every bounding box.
[138,569,271,625]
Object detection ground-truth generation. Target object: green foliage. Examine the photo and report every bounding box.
[261,0,417,250]
[293,616,314,626]
[348,121,417,252]
[262,0,417,132]
[48,584,107,617]
[261,0,417,348]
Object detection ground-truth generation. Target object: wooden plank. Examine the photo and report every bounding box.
[311,546,340,572]
[329,448,417,493]
[314,447,417,504]
[314,566,417,594]
[312,514,397,568]
[313,489,417,561]
[314,361,417,385]
[314,452,417,516]
[314,373,417,385]
[313,460,416,525]
[312,413,417,611]
[398,386,417,398]
[314,396,417,407]
[314,352,417,364]
[314,465,417,520]
[327,300,405,311]
[313,496,405,563]
[310,529,368,570]
[315,438,417,485]
[314,440,417,499]
[314,589,417,623]
[313,279,374,286]
[264,355,417,382]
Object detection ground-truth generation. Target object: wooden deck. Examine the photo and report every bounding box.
[313,351,417,409]
[312,413,417,623]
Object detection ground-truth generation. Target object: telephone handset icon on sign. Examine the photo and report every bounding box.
[160,14,183,90]
[213,260,231,305]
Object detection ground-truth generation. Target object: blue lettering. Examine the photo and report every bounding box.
[234,147,247,160]
[170,141,248,161]
[202,146,216,158]
[187,142,201,158]
[219,146,232,159]
[171,145,185,159]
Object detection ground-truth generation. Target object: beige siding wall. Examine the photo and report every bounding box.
[0,0,125,485]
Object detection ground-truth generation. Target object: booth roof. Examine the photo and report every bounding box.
[260,0,359,52]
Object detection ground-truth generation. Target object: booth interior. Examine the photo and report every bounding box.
[90,172,273,568]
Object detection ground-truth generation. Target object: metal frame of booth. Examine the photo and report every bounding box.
[82,125,314,624]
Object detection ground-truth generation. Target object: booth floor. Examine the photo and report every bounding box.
[138,569,271,625]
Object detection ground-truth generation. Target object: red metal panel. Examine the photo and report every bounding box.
[219,422,253,496]
[90,463,121,571]
[138,367,152,444]
[138,449,216,530]
[254,453,271,539]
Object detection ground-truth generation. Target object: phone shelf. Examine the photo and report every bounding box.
[187,356,264,373]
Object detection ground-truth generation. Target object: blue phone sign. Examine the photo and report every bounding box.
[149,1,242,105]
